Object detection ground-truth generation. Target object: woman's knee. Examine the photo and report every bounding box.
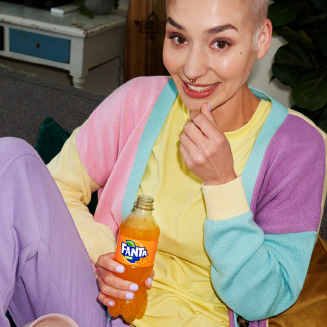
[0,137,39,166]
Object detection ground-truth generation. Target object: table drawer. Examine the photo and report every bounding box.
[9,28,70,63]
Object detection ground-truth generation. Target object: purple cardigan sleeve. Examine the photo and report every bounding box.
[204,114,326,321]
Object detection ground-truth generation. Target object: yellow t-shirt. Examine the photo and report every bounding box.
[135,96,271,326]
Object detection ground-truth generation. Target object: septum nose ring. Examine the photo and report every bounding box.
[189,78,197,83]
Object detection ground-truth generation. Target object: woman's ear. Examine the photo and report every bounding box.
[256,18,273,59]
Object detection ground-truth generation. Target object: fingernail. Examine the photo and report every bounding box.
[208,103,211,111]
[130,283,138,291]
[116,265,125,273]
[126,292,134,300]
[147,278,152,286]
[108,301,114,307]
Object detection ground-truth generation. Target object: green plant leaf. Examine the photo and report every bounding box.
[292,104,322,125]
[295,14,327,25]
[318,106,327,131]
[272,43,324,86]
[74,0,94,18]
[310,0,327,11]
[268,3,298,26]
[273,26,313,48]
[126,240,135,247]
[317,19,327,55]
[80,6,94,18]
[292,70,327,110]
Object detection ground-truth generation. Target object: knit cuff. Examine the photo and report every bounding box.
[202,176,250,221]
[87,235,117,264]
[77,224,117,264]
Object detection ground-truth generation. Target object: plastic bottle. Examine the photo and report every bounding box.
[109,195,160,323]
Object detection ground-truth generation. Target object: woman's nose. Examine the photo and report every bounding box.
[183,46,207,81]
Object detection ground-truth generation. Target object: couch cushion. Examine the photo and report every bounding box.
[34,116,70,164]
[34,116,98,215]
[0,66,105,145]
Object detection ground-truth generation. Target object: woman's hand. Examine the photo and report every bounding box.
[180,102,237,185]
[96,253,154,307]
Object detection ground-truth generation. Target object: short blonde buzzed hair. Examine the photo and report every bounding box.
[246,0,269,30]
[165,0,269,30]
[165,0,268,49]
[244,0,269,49]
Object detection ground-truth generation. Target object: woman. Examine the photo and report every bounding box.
[2,0,326,326]
[49,0,326,325]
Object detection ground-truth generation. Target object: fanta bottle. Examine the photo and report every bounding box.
[109,195,160,323]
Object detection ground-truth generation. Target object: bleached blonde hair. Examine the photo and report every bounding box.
[165,0,268,25]
[245,0,269,49]
[165,0,269,49]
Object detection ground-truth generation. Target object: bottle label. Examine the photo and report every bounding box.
[115,233,158,267]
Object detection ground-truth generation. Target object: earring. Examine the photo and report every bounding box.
[189,78,196,83]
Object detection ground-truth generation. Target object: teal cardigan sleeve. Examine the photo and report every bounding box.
[204,212,316,321]
[203,108,326,321]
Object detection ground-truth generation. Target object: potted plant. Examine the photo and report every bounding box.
[76,0,119,18]
[268,0,327,130]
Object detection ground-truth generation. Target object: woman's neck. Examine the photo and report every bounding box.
[212,85,260,132]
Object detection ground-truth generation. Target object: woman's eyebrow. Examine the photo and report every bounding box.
[166,17,238,34]
[207,24,238,34]
[166,17,185,30]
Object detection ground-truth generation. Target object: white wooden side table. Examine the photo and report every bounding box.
[0,3,127,88]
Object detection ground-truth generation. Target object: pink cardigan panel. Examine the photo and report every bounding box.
[76,76,170,235]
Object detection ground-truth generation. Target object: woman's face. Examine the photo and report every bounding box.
[163,0,262,113]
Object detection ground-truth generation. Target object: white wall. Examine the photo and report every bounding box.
[249,36,293,108]
[118,0,130,10]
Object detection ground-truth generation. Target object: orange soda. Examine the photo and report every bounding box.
[109,195,160,323]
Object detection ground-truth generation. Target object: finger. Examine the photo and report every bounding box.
[182,118,217,154]
[180,124,203,150]
[97,266,138,292]
[145,270,155,289]
[180,133,204,165]
[190,103,224,136]
[200,102,216,125]
[189,111,215,136]
[97,274,137,301]
[180,142,190,163]
[98,290,116,307]
[180,142,202,171]
[183,119,206,141]
[145,277,153,289]
[96,253,125,274]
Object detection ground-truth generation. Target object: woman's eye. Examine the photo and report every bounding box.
[214,40,229,49]
[168,34,187,45]
[171,36,187,45]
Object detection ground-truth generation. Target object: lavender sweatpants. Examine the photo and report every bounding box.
[0,137,126,327]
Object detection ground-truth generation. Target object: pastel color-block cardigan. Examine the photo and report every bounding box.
[76,76,326,326]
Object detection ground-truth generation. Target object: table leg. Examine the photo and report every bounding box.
[72,76,86,89]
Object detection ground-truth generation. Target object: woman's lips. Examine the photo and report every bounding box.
[182,81,219,98]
